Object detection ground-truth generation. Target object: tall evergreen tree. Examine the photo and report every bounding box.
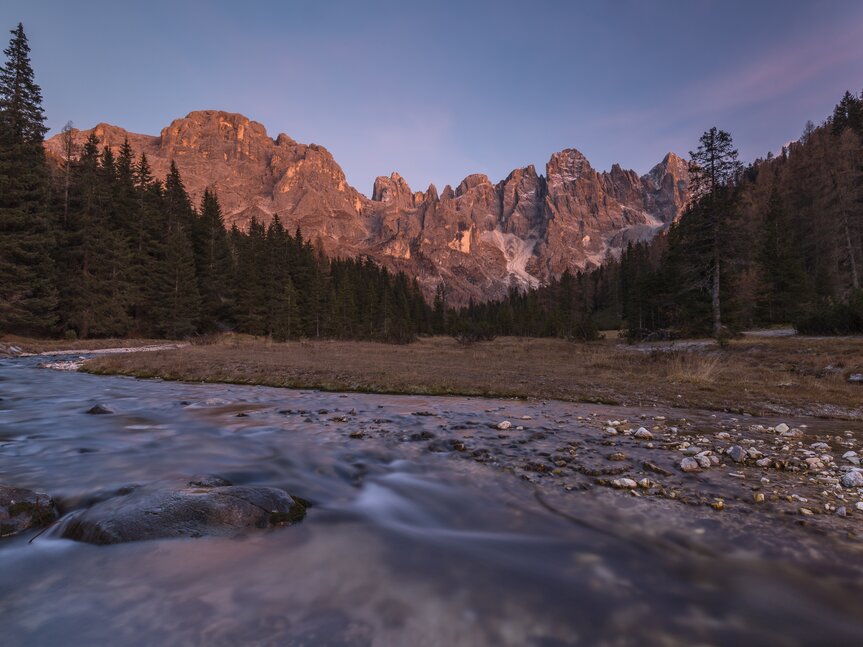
[687,127,742,337]
[0,23,56,335]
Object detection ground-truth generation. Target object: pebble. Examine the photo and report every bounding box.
[753,492,765,503]
[799,508,814,516]
[841,470,863,488]
[716,431,731,440]
[680,457,700,473]
[497,421,512,430]
[604,427,618,436]
[775,423,790,434]
[637,478,652,489]
[727,445,747,463]
[836,506,847,517]
[634,427,653,440]
[856,502,863,512]
[611,478,637,489]
[607,452,627,462]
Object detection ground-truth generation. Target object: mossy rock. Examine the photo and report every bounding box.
[0,485,58,537]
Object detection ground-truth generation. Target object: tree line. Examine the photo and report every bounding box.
[3,23,862,344]
[0,24,430,342]
[452,90,863,339]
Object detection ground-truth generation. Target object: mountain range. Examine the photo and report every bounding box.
[45,110,689,303]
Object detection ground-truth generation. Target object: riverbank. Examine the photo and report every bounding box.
[80,334,863,420]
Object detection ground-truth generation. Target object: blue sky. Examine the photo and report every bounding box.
[3,0,862,193]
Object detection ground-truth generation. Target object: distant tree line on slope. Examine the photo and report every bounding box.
[449,90,863,339]
[0,24,430,342]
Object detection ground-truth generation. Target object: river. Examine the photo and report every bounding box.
[1,355,862,645]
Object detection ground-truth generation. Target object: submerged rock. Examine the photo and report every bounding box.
[0,485,57,537]
[59,477,306,545]
[86,404,113,415]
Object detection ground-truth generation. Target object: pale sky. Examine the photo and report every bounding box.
[3,0,862,194]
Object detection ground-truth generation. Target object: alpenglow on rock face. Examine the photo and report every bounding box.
[46,110,689,303]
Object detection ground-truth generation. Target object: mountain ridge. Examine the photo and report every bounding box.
[45,110,689,303]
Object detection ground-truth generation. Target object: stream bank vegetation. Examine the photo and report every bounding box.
[83,333,863,421]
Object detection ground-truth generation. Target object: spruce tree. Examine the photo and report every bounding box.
[687,127,742,337]
[193,189,234,331]
[0,23,57,335]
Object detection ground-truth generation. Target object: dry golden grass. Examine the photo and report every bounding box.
[81,334,863,420]
[665,352,724,385]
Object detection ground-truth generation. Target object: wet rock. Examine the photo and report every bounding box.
[840,470,863,488]
[497,420,512,430]
[604,427,618,435]
[633,427,653,440]
[680,457,700,473]
[856,502,863,512]
[59,477,306,545]
[611,478,637,489]
[848,373,863,384]
[753,493,765,504]
[694,454,712,469]
[836,506,847,517]
[774,423,790,434]
[86,404,113,415]
[607,452,627,462]
[637,478,653,489]
[756,458,772,468]
[643,461,672,476]
[843,451,859,465]
[805,457,825,471]
[727,445,747,463]
[0,485,58,537]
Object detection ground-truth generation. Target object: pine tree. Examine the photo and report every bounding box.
[0,23,57,335]
[687,127,742,337]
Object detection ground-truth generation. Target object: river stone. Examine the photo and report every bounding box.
[774,423,790,434]
[0,485,58,537]
[840,470,863,489]
[633,427,653,440]
[727,445,747,463]
[680,457,700,473]
[60,478,306,545]
[86,404,113,415]
[497,420,512,430]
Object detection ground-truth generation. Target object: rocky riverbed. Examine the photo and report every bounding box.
[1,354,862,645]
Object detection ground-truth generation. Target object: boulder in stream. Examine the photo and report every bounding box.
[59,476,306,545]
[0,485,58,537]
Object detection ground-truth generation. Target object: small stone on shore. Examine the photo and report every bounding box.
[841,470,863,488]
[680,457,700,473]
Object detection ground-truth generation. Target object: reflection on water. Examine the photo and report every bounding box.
[1,356,862,646]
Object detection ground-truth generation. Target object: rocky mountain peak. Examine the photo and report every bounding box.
[455,173,492,197]
[546,148,593,185]
[372,172,415,208]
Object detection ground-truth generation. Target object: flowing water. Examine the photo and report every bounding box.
[1,355,862,646]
